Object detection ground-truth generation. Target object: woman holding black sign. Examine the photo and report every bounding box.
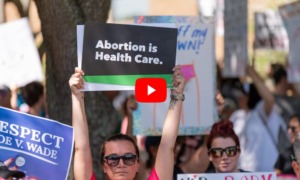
[69,66,185,180]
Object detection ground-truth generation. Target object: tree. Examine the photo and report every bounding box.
[35,0,121,179]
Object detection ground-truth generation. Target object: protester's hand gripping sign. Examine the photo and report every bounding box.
[0,107,74,180]
[77,23,178,91]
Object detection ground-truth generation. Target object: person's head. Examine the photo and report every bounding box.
[0,85,12,108]
[101,134,140,180]
[228,79,249,110]
[220,98,236,120]
[185,135,205,150]
[176,135,205,163]
[272,65,287,85]
[22,81,44,107]
[207,120,240,173]
[184,135,210,170]
[288,114,300,144]
[145,136,161,169]
[0,161,25,180]
[272,66,289,94]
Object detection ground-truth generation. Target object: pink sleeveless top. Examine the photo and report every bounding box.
[91,169,159,180]
[147,168,159,180]
[90,172,96,180]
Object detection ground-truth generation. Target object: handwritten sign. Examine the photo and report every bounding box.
[133,16,215,135]
[177,172,276,180]
[0,107,74,180]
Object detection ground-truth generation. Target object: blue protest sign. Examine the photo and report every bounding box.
[0,107,74,180]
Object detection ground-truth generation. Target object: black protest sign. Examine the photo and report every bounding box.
[81,23,177,86]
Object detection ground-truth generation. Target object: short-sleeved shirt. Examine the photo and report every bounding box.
[148,168,159,180]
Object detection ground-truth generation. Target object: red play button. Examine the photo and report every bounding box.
[135,78,167,103]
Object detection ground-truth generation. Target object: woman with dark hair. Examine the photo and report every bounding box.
[229,65,287,171]
[21,81,47,117]
[69,66,185,180]
[173,135,213,179]
[206,120,247,173]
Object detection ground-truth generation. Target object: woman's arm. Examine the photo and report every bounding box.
[10,85,19,110]
[69,67,93,180]
[125,95,137,136]
[246,65,275,116]
[154,65,185,180]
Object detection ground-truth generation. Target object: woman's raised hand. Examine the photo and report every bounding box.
[69,67,85,97]
[172,65,185,95]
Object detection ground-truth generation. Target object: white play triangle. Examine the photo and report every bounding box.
[147,85,155,95]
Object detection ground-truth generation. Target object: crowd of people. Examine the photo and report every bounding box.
[67,63,300,180]
[2,63,300,180]
[0,81,47,117]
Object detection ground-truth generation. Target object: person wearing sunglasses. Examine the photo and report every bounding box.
[69,66,185,180]
[275,114,300,175]
[287,115,300,147]
[206,120,247,173]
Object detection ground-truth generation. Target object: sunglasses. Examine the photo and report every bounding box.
[288,126,297,133]
[104,153,137,166]
[209,146,240,158]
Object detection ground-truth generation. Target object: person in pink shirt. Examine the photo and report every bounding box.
[69,65,185,180]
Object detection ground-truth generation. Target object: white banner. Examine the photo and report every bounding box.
[0,18,44,87]
[255,10,289,51]
[178,172,277,180]
[279,1,300,83]
[133,17,215,135]
[223,0,248,77]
